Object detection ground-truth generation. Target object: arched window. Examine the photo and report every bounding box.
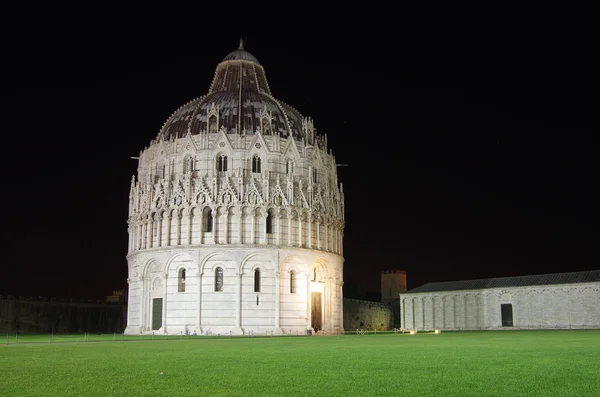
[254,268,261,292]
[183,156,194,174]
[217,154,228,172]
[203,207,213,233]
[252,155,261,173]
[290,271,295,294]
[286,160,293,175]
[158,162,165,179]
[313,267,317,281]
[178,268,186,292]
[215,267,223,291]
[312,168,318,184]
[266,211,273,234]
[208,115,218,133]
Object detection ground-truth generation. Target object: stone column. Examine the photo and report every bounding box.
[275,271,281,329]
[198,212,204,244]
[166,214,172,246]
[411,298,417,329]
[212,208,219,244]
[306,274,311,331]
[176,213,181,246]
[237,212,243,244]
[162,273,168,333]
[132,223,137,251]
[275,214,281,246]
[142,220,148,249]
[157,216,163,247]
[127,225,132,252]
[339,281,344,331]
[250,210,256,244]
[323,277,330,332]
[261,212,267,244]
[298,215,303,247]
[126,278,133,328]
[187,211,193,245]
[316,218,321,250]
[287,214,292,246]
[432,297,436,330]
[442,296,447,329]
[401,298,406,330]
[197,271,203,330]
[236,272,242,328]
[223,208,229,244]
[149,218,154,248]
[140,276,146,331]
[307,215,312,248]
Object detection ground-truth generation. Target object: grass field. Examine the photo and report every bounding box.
[1,330,599,396]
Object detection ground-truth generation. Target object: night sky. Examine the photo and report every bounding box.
[2,9,597,301]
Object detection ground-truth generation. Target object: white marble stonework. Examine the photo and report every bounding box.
[125,43,345,336]
[400,278,600,331]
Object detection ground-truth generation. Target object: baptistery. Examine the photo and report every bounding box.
[124,42,345,336]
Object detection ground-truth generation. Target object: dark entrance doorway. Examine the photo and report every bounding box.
[311,292,322,332]
[152,298,163,330]
[501,303,513,327]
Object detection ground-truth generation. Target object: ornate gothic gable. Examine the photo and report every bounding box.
[312,147,325,168]
[282,136,301,160]
[313,185,327,211]
[249,130,269,155]
[213,127,233,152]
[155,139,172,158]
[328,190,338,217]
[271,176,289,206]
[141,185,153,211]
[244,179,264,205]
[193,177,213,205]
[170,179,186,207]
[218,179,239,205]
[313,185,326,213]
[152,181,166,209]
[182,132,199,153]
[296,179,309,209]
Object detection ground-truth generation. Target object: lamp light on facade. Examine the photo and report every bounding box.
[434,329,441,334]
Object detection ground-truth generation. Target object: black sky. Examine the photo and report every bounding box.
[2,7,598,301]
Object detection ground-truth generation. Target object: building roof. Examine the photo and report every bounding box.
[222,40,261,64]
[156,42,306,141]
[406,270,600,293]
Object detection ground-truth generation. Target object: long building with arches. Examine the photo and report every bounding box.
[124,42,345,336]
[400,270,600,331]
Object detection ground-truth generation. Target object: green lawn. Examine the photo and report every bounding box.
[1,330,599,396]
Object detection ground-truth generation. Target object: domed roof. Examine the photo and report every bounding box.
[156,41,305,141]
[221,39,261,64]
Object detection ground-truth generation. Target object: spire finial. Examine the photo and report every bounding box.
[238,37,245,50]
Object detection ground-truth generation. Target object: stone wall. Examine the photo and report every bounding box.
[126,247,344,336]
[400,282,600,330]
[343,298,393,331]
[0,296,126,334]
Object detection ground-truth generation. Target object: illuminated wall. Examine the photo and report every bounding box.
[124,43,345,336]
[400,280,600,330]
